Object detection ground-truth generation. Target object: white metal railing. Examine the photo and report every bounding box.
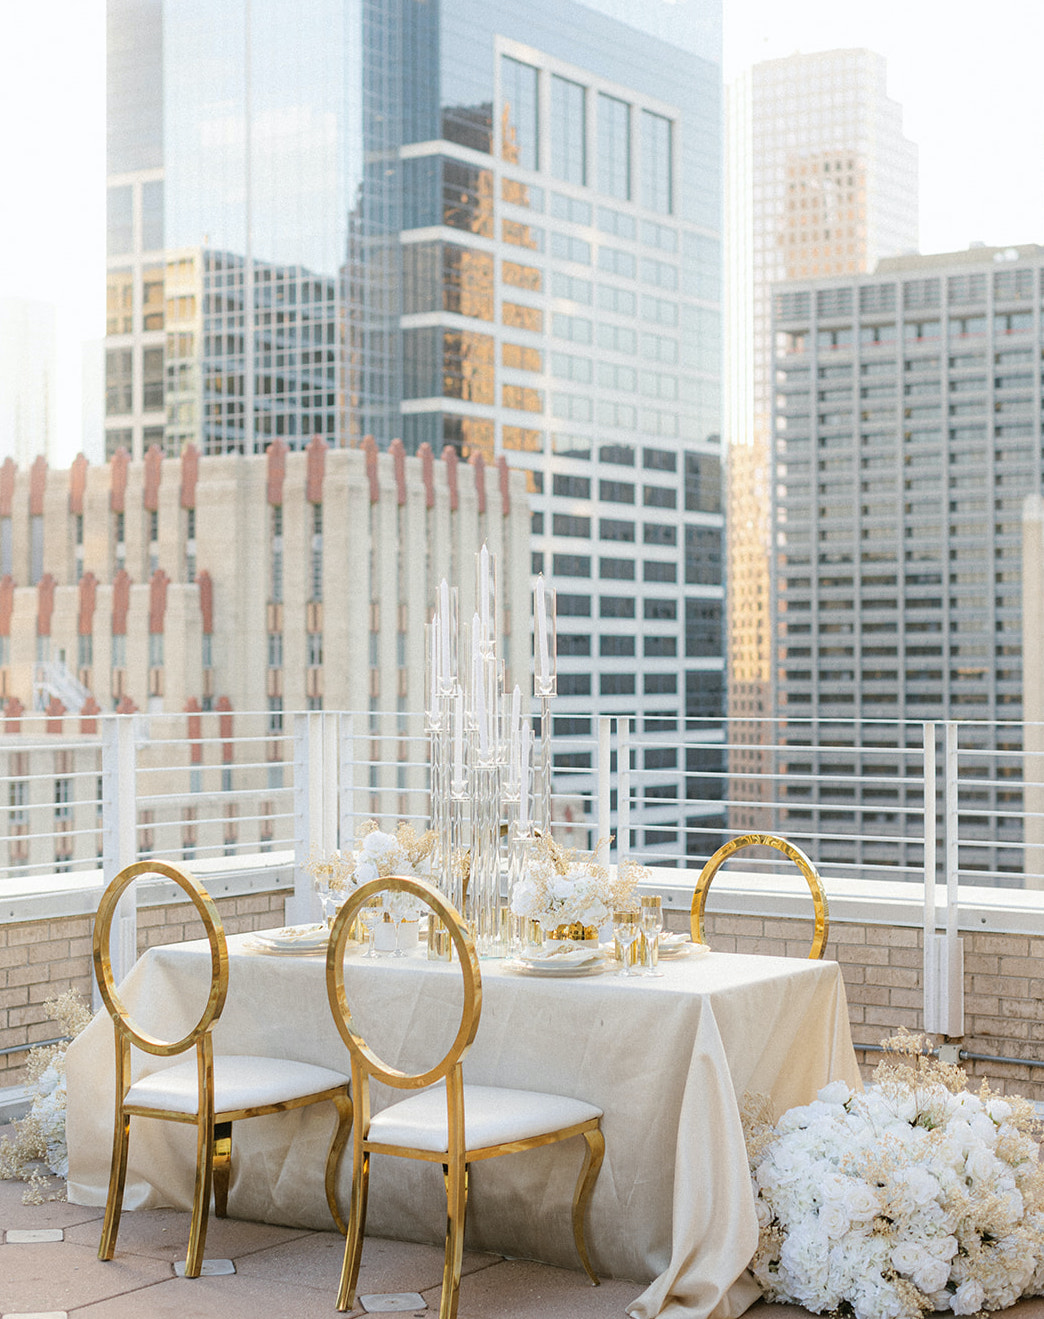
[2,709,1043,1033]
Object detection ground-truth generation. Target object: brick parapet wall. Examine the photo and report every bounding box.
[0,889,287,1088]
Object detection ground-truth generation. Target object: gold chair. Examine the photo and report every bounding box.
[93,859,352,1277]
[326,876,605,1319]
[690,832,829,959]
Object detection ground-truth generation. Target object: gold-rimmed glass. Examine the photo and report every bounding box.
[613,907,640,978]
[640,895,663,977]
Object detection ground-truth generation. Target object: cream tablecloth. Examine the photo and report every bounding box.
[66,938,861,1318]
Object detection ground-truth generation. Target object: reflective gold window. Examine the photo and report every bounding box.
[502,261,542,292]
[106,270,133,336]
[443,331,495,405]
[445,416,495,463]
[142,266,165,331]
[444,247,494,321]
[502,342,542,372]
[503,426,544,452]
[443,161,494,237]
[502,219,543,251]
[502,385,544,413]
[502,178,538,208]
[502,302,543,332]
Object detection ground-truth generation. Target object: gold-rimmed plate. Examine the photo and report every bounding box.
[248,924,329,954]
[504,955,608,978]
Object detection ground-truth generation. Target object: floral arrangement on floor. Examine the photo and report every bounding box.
[0,990,93,1204]
[744,1029,1044,1319]
[306,820,437,900]
[508,831,647,933]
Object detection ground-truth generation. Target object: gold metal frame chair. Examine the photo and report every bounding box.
[93,859,352,1277]
[690,833,829,959]
[326,876,605,1319]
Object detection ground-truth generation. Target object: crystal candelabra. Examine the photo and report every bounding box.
[425,547,556,957]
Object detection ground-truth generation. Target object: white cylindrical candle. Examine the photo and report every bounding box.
[535,576,549,681]
[509,684,521,784]
[479,543,491,644]
[472,617,488,755]
[439,579,451,681]
[519,721,531,827]
[453,689,464,786]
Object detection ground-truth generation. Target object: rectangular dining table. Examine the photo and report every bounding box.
[66,934,861,1319]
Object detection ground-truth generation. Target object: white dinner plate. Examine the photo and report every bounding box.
[505,955,608,978]
[658,939,709,959]
[249,924,329,954]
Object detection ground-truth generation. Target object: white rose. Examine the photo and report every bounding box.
[912,1257,952,1295]
[754,1196,773,1228]
[818,1080,852,1106]
[964,1146,997,1187]
[362,830,397,858]
[986,1098,1013,1124]
[354,857,379,885]
[892,1241,929,1276]
[841,1179,880,1222]
[951,1279,985,1315]
[818,1201,850,1239]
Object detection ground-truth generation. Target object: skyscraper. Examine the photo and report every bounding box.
[725,49,918,829]
[104,0,725,858]
[771,243,1044,883]
[0,298,57,467]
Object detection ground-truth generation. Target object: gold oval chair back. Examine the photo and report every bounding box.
[93,860,351,1279]
[326,875,605,1319]
[690,833,829,959]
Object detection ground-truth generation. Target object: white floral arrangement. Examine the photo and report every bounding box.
[307,820,436,898]
[509,831,645,933]
[0,990,93,1203]
[745,1030,1044,1319]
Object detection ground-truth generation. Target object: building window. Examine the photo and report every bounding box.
[552,554,590,577]
[600,596,635,618]
[311,503,323,601]
[105,348,133,415]
[148,632,163,668]
[501,56,539,169]
[112,634,126,668]
[143,347,164,410]
[107,184,133,255]
[601,672,636,695]
[307,632,323,667]
[201,632,213,668]
[597,93,630,200]
[29,515,43,585]
[267,631,282,668]
[551,76,586,184]
[271,505,283,602]
[640,110,672,213]
[600,557,634,580]
[78,634,92,668]
[55,777,72,822]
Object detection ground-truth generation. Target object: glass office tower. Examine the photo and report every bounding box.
[105,0,724,859]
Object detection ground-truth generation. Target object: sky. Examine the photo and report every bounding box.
[0,0,1041,464]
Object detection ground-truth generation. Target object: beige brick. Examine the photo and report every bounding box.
[963,953,999,976]
[0,944,29,969]
[831,926,867,946]
[6,963,50,988]
[998,956,1041,978]
[876,926,920,948]
[997,997,1042,1021]
[57,917,91,939]
[839,964,865,985]
[712,915,765,937]
[968,934,1029,957]
[7,1004,49,1029]
[235,894,273,915]
[865,1005,920,1029]
[0,985,29,1010]
[971,974,1028,997]
[857,985,890,1007]
[865,965,920,990]
[6,925,44,947]
[28,939,70,965]
[889,988,924,1011]
[963,995,1001,1018]
[888,947,923,970]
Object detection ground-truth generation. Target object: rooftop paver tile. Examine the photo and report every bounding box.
[71,1273,367,1318]
[0,1238,172,1313]
[63,1207,312,1265]
[424,1256,644,1318]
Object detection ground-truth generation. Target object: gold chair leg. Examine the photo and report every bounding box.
[572,1127,605,1286]
[98,1109,130,1262]
[325,1091,353,1236]
[212,1121,233,1218]
[337,1147,370,1312]
[185,1109,216,1278]
[439,1159,468,1319]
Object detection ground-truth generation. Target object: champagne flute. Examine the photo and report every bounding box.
[640,895,664,977]
[613,908,640,978]
[358,895,383,959]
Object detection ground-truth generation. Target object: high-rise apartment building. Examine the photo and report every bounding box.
[0,299,57,467]
[726,50,917,828]
[771,244,1044,882]
[105,0,726,858]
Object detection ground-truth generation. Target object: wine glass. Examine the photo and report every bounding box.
[613,908,640,978]
[358,896,383,959]
[640,895,664,978]
[389,891,419,958]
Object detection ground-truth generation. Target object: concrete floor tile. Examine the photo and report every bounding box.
[0,1238,172,1313]
[424,1257,644,1318]
[234,1229,499,1296]
[72,1273,368,1318]
[0,1178,103,1232]
[63,1207,311,1264]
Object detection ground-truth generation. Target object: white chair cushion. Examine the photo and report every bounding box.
[125,1055,347,1116]
[369,1083,601,1154]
